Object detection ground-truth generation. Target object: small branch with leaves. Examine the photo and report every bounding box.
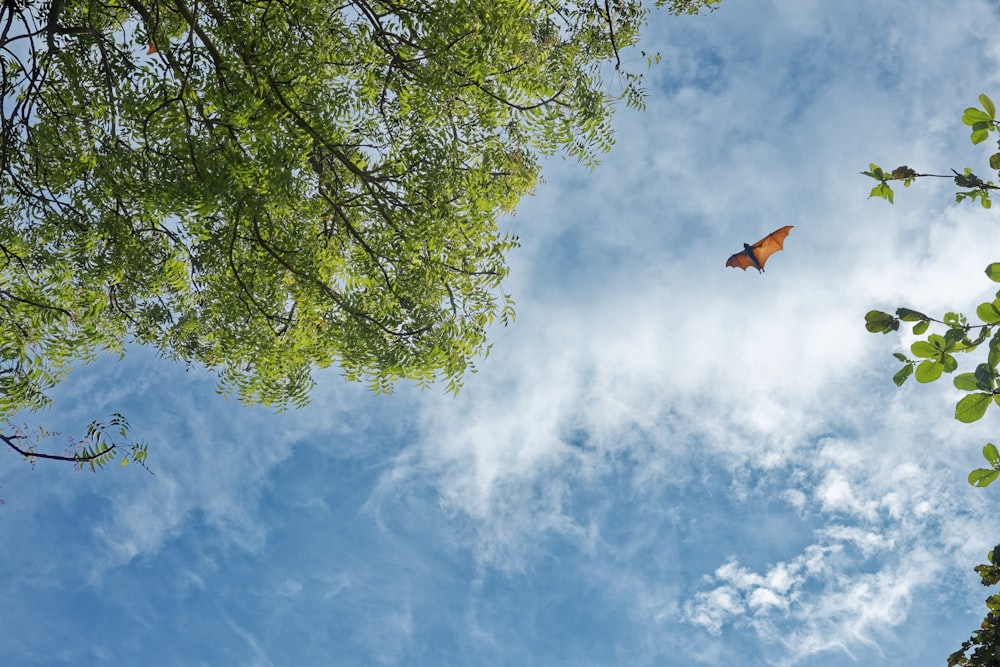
[863,93,1000,208]
[1,414,152,473]
[865,262,1000,487]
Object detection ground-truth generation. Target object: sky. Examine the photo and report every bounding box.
[3,1,1000,665]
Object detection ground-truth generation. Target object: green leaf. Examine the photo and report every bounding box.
[868,182,894,203]
[984,442,1000,466]
[915,360,943,383]
[864,310,899,333]
[897,308,928,322]
[893,363,913,386]
[975,363,997,390]
[944,311,966,326]
[956,392,993,423]
[941,353,958,372]
[912,335,949,358]
[954,373,980,391]
[969,468,1000,487]
[982,301,1000,325]
[963,107,993,126]
[981,93,996,119]
[987,594,1000,611]
[987,263,1000,284]
[912,320,929,335]
[991,342,1000,369]
[971,128,990,145]
[943,327,966,346]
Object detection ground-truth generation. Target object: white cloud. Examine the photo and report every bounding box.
[748,587,787,613]
[818,526,892,558]
[685,585,746,635]
[777,553,938,665]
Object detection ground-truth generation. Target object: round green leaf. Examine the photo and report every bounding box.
[954,372,980,391]
[956,392,993,423]
[915,360,943,383]
[969,468,1000,487]
[912,320,929,335]
[986,263,1000,283]
[979,300,1000,323]
[984,442,1000,466]
[964,107,993,125]
[864,310,898,334]
[911,340,944,358]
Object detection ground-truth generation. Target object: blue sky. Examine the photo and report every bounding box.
[4,1,1000,665]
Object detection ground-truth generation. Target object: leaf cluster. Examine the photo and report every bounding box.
[948,545,1000,667]
[656,0,722,14]
[865,264,1000,486]
[1,414,151,472]
[862,94,1000,208]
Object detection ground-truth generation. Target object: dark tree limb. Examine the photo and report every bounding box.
[1,432,115,463]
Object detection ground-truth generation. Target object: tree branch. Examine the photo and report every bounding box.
[1,432,115,464]
[601,0,622,70]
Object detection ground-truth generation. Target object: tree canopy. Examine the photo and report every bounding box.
[0,0,721,446]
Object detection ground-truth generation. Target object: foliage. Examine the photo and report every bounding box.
[968,442,1000,488]
[864,94,1000,487]
[865,94,1000,667]
[0,1,720,466]
[948,544,1000,667]
[866,287,1000,487]
[1,413,151,472]
[862,94,1000,209]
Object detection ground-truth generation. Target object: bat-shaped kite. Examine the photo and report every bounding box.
[725,225,793,273]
